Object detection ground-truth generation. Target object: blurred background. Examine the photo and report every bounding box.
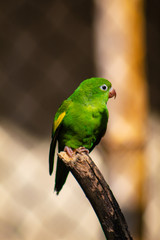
[0,0,160,240]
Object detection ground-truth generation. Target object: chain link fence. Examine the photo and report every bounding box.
[0,1,160,240]
[0,1,104,240]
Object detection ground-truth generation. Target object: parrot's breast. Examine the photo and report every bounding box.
[58,103,108,151]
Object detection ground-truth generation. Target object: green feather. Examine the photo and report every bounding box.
[49,77,112,193]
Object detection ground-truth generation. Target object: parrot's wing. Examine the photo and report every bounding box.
[49,99,72,175]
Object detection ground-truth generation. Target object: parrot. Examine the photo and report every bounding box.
[49,77,116,194]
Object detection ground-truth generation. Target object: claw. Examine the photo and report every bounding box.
[76,147,89,155]
[64,146,74,157]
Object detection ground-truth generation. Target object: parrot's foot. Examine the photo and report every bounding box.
[76,147,89,155]
[64,146,74,157]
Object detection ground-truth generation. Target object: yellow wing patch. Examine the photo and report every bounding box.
[53,112,66,132]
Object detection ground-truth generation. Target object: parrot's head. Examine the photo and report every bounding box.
[74,77,116,104]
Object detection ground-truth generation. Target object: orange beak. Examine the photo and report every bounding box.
[109,87,116,99]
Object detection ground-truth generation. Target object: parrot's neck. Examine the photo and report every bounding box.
[70,87,109,107]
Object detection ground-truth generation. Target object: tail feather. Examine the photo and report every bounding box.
[55,157,69,194]
[49,138,56,175]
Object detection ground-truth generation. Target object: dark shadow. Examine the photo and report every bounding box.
[145,0,160,112]
[0,0,95,137]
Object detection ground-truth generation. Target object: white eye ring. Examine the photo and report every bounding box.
[100,84,108,91]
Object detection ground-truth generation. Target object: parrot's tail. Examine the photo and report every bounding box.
[54,157,69,194]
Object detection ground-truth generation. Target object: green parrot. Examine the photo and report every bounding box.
[49,77,116,194]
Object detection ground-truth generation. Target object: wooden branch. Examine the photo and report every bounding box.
[58,150,133,240]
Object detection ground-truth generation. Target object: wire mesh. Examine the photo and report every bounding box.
[0,1,160,240]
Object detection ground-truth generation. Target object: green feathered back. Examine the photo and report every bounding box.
[49,77,112,193]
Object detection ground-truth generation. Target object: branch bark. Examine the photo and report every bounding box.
[58,150,133,240]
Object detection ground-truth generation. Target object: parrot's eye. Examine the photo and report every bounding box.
[100,84,108,91]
